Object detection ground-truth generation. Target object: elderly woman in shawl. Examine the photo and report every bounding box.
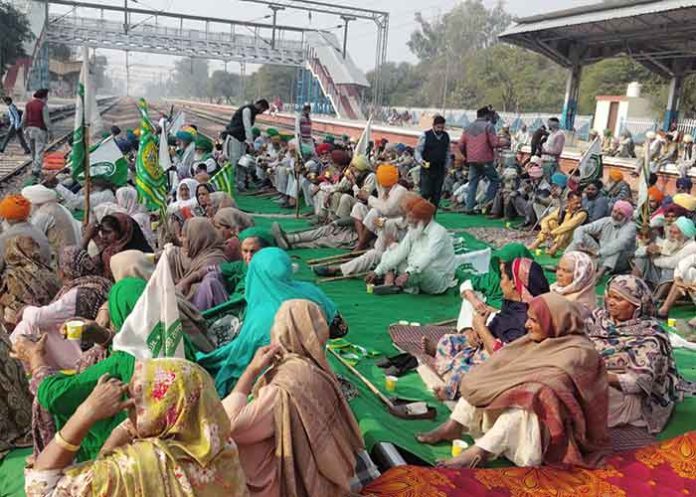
[213,207,255,261]
[419,293,610,469]
[114,186,157,249]
[198,247,345,397]
[12,246,112,371]
[587,275,691,433]
[167,217,229,311]
[0,235,60,329]
[426,258,550,400]
[0,331,32,459]
[550,251,597,310]
[25,358,249,497]
[82,213,153,279]
[224,300,363,497]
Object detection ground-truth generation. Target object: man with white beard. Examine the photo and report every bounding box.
[366,195,456,295]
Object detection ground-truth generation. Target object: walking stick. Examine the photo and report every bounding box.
[307,250,367,265]
[317,271,369,284]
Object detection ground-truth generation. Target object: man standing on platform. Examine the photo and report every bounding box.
[414,115,451,209]
[223,98,269,191]
[21,89,53,182]
[296,102,315,156]
[0,97,30,155]
[459,107,499,214]
[541,117,565,177]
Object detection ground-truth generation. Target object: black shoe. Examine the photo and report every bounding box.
[373,284,403,295]
[313,266,339,277]
[377,352,415,369]
[271,222,290,250]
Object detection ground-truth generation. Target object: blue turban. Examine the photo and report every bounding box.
[551,172,568,188]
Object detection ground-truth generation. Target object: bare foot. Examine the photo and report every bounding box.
[416,419,462,444]
[422,336,437,357]
[436,446,489,468]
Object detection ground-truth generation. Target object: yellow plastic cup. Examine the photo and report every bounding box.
[145,253,156,264]
[451,439,469,457]
[65,320,84,341]
[505,222,512,229]
[667,318,677,328]
[366,283,375,294]
[535,248,543,257]
[385,375,398,393]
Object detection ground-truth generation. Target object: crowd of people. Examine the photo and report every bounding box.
[0,92,694,497]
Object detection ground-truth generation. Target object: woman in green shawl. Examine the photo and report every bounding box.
[198,247,344,397]
[455,243,533,310]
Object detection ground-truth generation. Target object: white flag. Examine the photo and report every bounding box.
[112,246,184,360]
[577,136,602,182]
[354,115,373,157]
[169,110,185,136]
[82,46,102,139]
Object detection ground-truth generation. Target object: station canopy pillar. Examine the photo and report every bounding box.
[561,62,582,131]
[664,73,683,131]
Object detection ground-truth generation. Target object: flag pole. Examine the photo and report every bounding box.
[82,46,91,226]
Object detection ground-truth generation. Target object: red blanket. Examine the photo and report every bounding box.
[362,431,696,497]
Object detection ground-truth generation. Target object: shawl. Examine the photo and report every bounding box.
[55,246,112,320]
[460,293,610,467]
[586,275,689,433]
[0,236,60,322]
[213,207,254,233]
[99,213,153,280]
[457,243,532,308]
[167,218,228,299]
[510,257,550,303]
[253,300,363,497]
[550,251,597,309]
[53,359,248,497]
[109,250,155,281]
[0,330,32,458]
[198,248,338,397]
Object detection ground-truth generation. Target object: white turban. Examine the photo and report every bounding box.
[21,184,58,205]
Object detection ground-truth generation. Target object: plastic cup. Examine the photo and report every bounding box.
[65,321,84,341]
[366,283,375,294]
[667,318,677,328]
[385,375,398,393]
[505,222,511,229]
[398,320,409,325]
[451,439,469,457]
[145,253,156,264]
[535,248,543,257]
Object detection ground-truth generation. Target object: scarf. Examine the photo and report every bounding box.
[550,251,597,309]
[460,293,610,467]
[100,213,153,280]
[253,300,363,497]
[510,257,550,303]
[57,359,248,497]
[55,246,112,320]
[213,207,254,233]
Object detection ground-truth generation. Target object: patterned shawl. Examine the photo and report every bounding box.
[0,236,60,324]
[586,275,691,433]
[50,358,249,497]
[99,213,153,280]
[550,251,597,309]
[510,257,550,303]
[55,246,112,320]
[253,300,363,497]
[460,293,610,467]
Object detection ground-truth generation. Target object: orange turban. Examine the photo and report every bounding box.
[403,195,436,222]
[376,164,399,187]
[0,194,31,221]
[648,186,664,203]
[609,170,624,182]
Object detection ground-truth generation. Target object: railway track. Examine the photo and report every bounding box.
[0,97,145,194]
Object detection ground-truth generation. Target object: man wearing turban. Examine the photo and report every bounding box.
[509,157,553,228]
[366,195,456,295]
[605,170,631,209]
[0,194,52,271]
[323,155,376,222]
[174,125,198,180]
[21,184,81,257]
[565,199,637,279]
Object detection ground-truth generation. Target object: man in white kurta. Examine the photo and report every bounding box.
[369,195,456,295]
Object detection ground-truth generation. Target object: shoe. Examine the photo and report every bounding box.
[377,352,416,369]
[313,266,339,277]
[385,355,419,377]
[271,222,290,250]
[373,284,403,295]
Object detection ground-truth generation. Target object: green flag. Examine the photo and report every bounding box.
[70,71,86,179]
[135,99,167,211]
[72,137,129,187]
[211,161,235,197]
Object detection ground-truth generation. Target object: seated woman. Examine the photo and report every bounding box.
[24,358,248,497]
[427,258,549,400]
[634,216,696,288]
[213,207,255,261]
[224,300,363,497]
[0,236,61,330]
[587,275,691,433]
[12,246,112,370]
[0,330,32,458]
[528,191,587,256]
[550,250,596,310]
[456,243,532,311]
[167,217,228,311]
[418,293,610,469]
[115,186,157,250]
[81,213,153,279]
[198,247,345,397]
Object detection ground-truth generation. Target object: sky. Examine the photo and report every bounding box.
[47,0,598,91]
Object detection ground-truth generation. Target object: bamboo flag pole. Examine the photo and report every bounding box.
[82,46,91,227]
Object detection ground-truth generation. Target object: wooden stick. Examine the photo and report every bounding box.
[309,254,359,266]
[317,271,369,284]
[307,250,367,265]
[430,318,457,327]
[328,348,395,408]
